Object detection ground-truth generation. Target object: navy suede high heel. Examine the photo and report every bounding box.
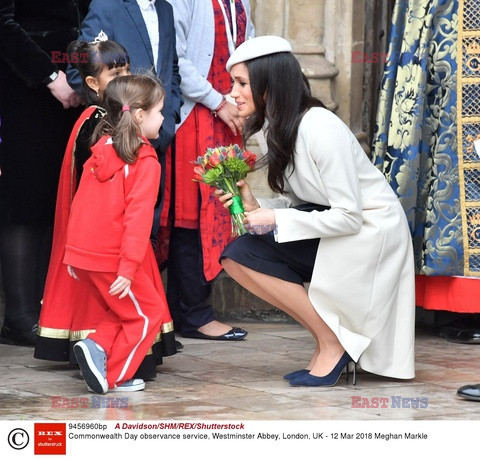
[283,369,309,381]
[289,351,356,387]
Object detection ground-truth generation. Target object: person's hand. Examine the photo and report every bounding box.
[214,179,259,212]
[216,101,245,136]
[47,70,82,109]
[67,265,79,280]
[243,208,276,235]
[109,275,132,299]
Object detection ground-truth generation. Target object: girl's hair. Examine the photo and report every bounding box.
[242,52,325,194]
[67,39,130,104]
[91,74,165,163]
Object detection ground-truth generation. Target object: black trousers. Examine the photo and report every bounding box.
[166,227,216,334]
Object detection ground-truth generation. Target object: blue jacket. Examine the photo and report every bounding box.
[67,0,183,155]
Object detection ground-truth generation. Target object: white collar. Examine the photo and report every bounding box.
[137,0,156,11]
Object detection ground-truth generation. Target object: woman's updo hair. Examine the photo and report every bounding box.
[92,73,165,163]
[67,39,130,104]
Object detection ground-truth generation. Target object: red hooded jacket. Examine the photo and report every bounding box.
[64,135,160,280]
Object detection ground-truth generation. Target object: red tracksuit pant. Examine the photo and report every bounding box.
[74,267,164,389]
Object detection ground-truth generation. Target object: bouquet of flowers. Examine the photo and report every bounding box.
[193,144,257,236]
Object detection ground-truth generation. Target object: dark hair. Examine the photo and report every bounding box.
[92,74,164,163]
[242,52,325,193]
[67,40,130,104]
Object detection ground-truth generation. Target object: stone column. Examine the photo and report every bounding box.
[250,0,338,110]
[324,0,369,149]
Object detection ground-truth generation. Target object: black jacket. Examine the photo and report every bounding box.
[0,0,90,87]
[0,0,90,225]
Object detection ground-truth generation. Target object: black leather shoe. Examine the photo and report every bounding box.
[181,327,247,341]
[0,322,38,347]
[175,340,184,350]
[440,326,480,344]
[457,384,480,401]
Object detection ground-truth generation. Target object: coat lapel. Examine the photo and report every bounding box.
[123,0,155,69]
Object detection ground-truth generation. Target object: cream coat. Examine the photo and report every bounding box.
[258,107,415,379]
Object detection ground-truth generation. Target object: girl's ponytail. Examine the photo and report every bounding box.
[111,102,143,163]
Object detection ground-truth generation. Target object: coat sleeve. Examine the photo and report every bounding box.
[169,0,222,111]
[118,151,161,279]
[274,110,364,243]
[257,195,298,209]
[0,0,58,87]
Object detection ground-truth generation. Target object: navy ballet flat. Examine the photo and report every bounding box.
[283,369,309,381]
[289,351,356,387]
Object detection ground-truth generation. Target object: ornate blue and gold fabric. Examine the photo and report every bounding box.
[372,0,469,277]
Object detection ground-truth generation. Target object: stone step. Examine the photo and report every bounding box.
[210,270,293,323]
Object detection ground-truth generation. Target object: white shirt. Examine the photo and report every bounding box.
[137,0,159,71]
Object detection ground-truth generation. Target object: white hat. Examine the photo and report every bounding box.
[226,35,292,72]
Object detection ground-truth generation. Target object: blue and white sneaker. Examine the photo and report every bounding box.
[111,379,145,392]
[73,338,108,394]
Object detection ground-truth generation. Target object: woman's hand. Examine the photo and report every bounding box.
[217,101,245,136]
[214,179,259,212]
[109,276,132,299]
[244,208,276,234]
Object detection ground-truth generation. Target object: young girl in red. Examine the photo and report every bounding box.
[35,40,176,381]
[67,74,166,393]
[35,39,131,362]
